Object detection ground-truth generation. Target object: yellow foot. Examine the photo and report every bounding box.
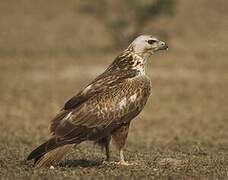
[103,160,137,166]
[115,161,137,166]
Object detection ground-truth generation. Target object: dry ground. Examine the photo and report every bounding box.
[0,52,228,179]
[0,0,228,179]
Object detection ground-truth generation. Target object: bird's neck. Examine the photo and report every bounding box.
[131,53,147,76]
[106,46,148,76]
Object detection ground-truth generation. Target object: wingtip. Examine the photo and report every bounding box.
[27,150,36,161]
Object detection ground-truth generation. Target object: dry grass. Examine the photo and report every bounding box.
[0,0,228,179]
[0,53,227,179]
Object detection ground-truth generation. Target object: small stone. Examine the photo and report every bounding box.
[49,166,55,169]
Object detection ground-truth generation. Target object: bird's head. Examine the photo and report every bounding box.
[107,35,168,74]
[130,35,168,59]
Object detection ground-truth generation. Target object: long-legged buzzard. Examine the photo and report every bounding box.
[27,35,168,168]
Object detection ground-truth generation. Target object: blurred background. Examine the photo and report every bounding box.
[0,0,228,178]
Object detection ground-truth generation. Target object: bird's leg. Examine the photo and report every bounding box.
[111,123,135,166]
[104,140,110,162]
[116,147,137,166]
[96,136,111,163]
[119,149,128,165]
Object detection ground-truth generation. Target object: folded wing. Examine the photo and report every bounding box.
[49,76,150,145]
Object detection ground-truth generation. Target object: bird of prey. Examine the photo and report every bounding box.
[27,35,168,168]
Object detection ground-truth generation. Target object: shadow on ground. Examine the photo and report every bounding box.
[59,159,103,168]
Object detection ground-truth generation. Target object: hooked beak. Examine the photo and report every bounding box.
[158,41,168,51]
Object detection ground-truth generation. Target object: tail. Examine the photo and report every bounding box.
[27,138,73,168]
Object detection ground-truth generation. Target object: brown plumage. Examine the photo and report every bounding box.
[27,35,168,167]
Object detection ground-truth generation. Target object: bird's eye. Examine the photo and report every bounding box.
[148,39,157,45]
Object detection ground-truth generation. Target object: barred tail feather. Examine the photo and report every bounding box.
[27,137,73,168]
[35,144,73,168]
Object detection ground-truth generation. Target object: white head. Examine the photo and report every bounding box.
[130,35,168,59]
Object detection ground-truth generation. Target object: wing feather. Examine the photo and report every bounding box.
[50,75,151,144]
